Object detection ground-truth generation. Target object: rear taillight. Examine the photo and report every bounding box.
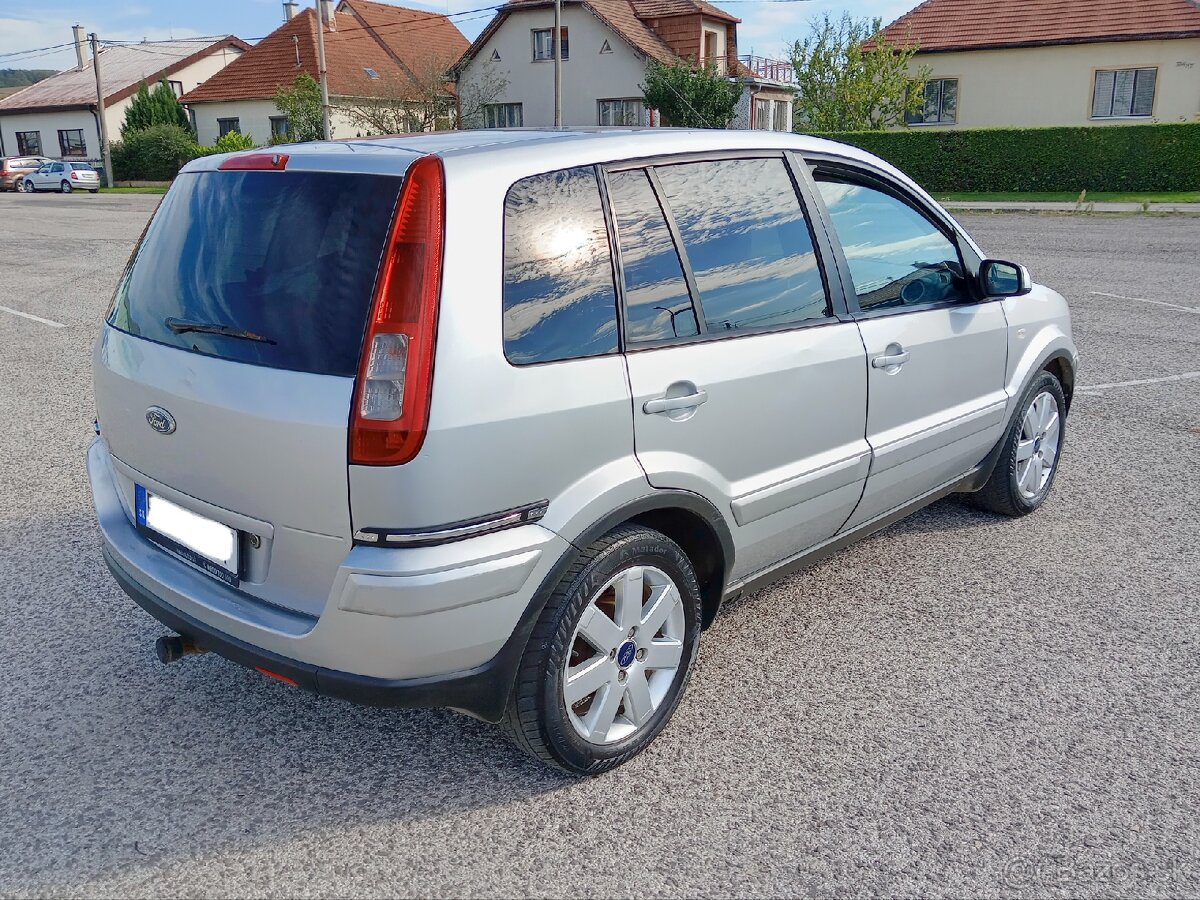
[350,154,444,466]
[70,171,78,180]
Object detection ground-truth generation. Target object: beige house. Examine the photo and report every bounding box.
[880,0,1200,129]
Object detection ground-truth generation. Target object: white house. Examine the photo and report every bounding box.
[881,0,1200,129]
[454,0,795,130]
[0,35,248,166]
[180,0,468,145]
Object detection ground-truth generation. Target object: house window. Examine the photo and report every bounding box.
[484,103,523,128]
[753,98,772,130]
[167,80,184,98]
[772,99,789,132]
[906,78,958,125]
[15,131,42,156]
[532,27,568,61]
[58,129,86,157]
[217,117,241,137]
[598,98,643,126]
[270,116,290,140]
[1092,67,1157,118]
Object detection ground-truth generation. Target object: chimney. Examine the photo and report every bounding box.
[283,1,299,20]
[72,24,87,71]
[320,0,336,31]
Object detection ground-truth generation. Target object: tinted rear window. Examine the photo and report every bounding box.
[70,163,95,171]
[108,170,401,377]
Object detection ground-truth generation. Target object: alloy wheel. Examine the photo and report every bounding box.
[1015,390,1061,499]
[563,565,686,745]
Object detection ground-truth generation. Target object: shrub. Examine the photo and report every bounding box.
[196,130,259,156]
[820,123,1200,193]
[122,79,191,136]
[109,123,198,181]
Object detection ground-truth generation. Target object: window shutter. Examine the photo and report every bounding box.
[1092,70,1115,117]
[1132,68,1157,116]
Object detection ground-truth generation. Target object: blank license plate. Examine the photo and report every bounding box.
[135,485,240,586]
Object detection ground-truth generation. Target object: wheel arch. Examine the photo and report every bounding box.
[568,492,734,631]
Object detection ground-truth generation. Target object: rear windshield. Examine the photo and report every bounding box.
[70,163,95,171]
[108,170,401,377]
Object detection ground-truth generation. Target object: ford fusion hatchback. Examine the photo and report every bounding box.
[89,130,1077,774]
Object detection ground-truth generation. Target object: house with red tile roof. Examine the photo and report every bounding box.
[0,36,247,164]
[880,0,1200,128]
[180,0,468,144]
[453,0,794,130]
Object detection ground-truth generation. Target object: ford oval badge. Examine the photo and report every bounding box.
[145,406,176,435]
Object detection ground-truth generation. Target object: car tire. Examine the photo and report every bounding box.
[968,370,1066,517]
[89,189,99,194]
[24,180,35,193]
[501,524,702,775]
[60,180,72,194]
[14,180,25,193]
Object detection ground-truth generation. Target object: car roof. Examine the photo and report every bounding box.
[185,128,884,175]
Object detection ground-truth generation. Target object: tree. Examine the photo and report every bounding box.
[641,59,741,129]
[454,60,511,130]
[121,79,190,136]
[789,13,929,132]
[274,73,325,142]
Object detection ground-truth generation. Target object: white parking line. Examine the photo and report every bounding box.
[1078,371,1200,393]
[1087,291,1200,314]
[0,305,67,328]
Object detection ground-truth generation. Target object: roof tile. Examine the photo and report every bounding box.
[881,0,1200,53]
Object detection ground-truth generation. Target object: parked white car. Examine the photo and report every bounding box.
[24,161,100,193]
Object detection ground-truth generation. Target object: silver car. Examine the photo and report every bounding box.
[25,160,100,193]
[89,130,1077,774]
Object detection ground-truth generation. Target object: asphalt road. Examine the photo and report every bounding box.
[1,193,1197,898]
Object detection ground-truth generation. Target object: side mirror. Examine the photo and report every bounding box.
[979,259,1032,297]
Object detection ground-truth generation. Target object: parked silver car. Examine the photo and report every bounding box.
[88,130,1077,774]
[25,160,100,193]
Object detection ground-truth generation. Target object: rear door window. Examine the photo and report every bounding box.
[653,157,830,332]
[108,170,401,376]
[502,167,619,364]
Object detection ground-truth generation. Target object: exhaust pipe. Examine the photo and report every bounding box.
[155,634,208,664]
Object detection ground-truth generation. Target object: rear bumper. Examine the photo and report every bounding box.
[102,544,523,719]
[88,438,571,720]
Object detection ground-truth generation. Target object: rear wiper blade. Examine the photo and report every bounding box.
[165,317,276,344]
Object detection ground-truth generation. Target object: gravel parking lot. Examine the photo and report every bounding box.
[1,193,1197,898]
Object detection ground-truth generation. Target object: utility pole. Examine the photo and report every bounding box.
[553,0,562,126]
[314,0,333,140]
[88,32,114,188]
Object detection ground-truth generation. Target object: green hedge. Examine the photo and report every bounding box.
[820,123,1200,193]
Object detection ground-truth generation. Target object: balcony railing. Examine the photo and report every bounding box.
[698,55,794,84]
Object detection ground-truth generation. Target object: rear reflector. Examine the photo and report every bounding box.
[350,154,444,465]
[218,152,289,171]
[255,667,298,686]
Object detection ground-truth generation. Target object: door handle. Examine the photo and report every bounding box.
[871,344,910,370]
[644,389,708,415]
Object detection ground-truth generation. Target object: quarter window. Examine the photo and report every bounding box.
[654,158,830,332]
[16,131,42,156]
[907,77,958,125]
[608,169,698,343]
[1092,67,1156,118]
[502,167,618,364]
[58,129,86,157]
[484,102,523,128]
[815,176,970,310]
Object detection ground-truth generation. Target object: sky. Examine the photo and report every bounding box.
[1,0,918,74]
